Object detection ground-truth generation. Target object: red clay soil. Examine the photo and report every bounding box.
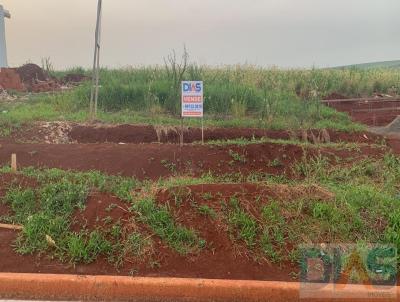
[387,138,400,155]
[68,124,382,145]
[6,123,383,146]
[0,221,295,281]
[0,64,87,93]
[0,173,38,198]
[324,98,400,126]
[0,182,298,281]
[72,192,131,232]
[0,146,397,280]
[0,142,385,180]
[14,64,61,93]
[151,183,302,281]
[0,142,300,179]
[0,68,24,91]
[351,110,400,127]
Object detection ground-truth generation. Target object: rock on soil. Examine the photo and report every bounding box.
[38,122,73,144]
[0,89,17,102]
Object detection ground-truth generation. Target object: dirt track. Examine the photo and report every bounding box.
[7,122,383,145]
[68,125,381,145]
[0,141,388,179]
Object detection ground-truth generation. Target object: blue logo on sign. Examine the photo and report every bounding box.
[183,82,202,92]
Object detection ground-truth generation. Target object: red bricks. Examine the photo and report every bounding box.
[0,68,24,91]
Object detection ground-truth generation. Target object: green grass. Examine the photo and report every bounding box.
[227,196,258,248]
[204,137,377,151]
[65,230,112,264]
[0,148,400,268]
[3,188,37,224]
[132,197,205,255]
[4,65,394,133]
[196,205,217,219]
[228,149,247,164]
[0,98,362,133]
[0,167,143,264]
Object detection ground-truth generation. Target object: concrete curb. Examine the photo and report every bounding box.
[0,273,398,302]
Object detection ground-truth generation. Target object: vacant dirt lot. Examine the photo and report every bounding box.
[323,98,400,126]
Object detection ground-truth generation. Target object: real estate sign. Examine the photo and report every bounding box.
[181,81,203,117]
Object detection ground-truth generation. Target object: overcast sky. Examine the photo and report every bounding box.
[3,0,400,69]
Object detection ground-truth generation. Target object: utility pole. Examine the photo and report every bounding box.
[89,0,102,122]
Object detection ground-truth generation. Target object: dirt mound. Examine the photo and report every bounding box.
[14,64,61,93]
[0,64,86,93]
[5,121,384,145]
[69,124,281,144]
[67,124,382,145]
[16,64,48,83]
[0,69,24,91]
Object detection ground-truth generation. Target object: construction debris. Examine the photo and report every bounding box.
[0,88,17,101]
[0,63,89,93]
[0,68,24,91]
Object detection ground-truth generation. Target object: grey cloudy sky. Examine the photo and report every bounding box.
[3,0,400,69]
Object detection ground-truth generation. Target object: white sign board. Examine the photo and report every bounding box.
[181,81,203,117]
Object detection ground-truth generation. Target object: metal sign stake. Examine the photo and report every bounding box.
[181,81,204,145]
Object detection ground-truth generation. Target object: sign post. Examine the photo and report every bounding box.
[181,81,204,145]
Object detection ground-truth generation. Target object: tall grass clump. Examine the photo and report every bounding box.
[66,65,400,114]
[4,59,399,131]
